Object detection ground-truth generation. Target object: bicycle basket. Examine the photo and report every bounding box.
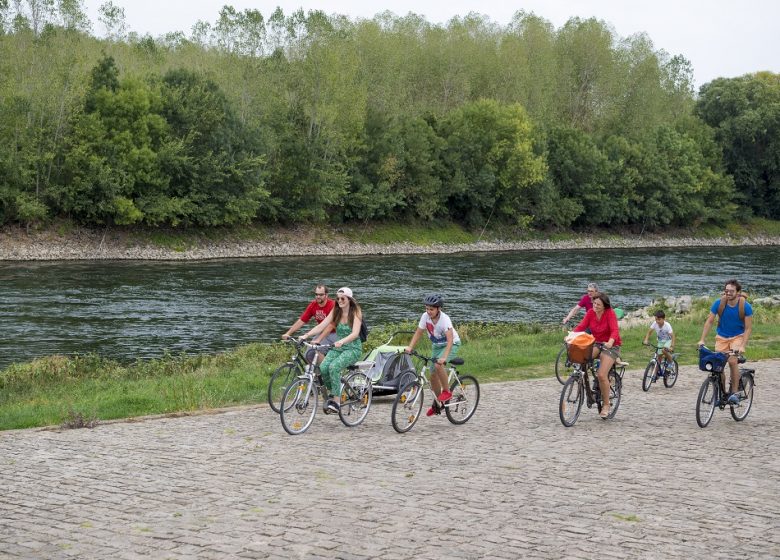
[565,331,595,364]
[698,347,727,373]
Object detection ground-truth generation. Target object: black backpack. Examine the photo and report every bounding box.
[359,317,369,342]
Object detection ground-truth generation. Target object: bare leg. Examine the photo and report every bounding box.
[432,364,448,398]
[598,354,616,414]
[728,356,740,395]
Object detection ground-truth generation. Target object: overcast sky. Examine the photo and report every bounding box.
[80,0,779,89]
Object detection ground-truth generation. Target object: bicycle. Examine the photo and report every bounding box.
[641,342,679,391]
[391,350,480,434]
[279,342,374,435]
[695,346,755,428]
[559,343,626,427]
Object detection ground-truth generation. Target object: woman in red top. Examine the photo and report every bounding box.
[573,292,622,418]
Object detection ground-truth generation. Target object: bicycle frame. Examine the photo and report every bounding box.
[568,362,599,406]
[644,343,674,366]
[405,351,464,410]
[569,344,624,406]
[282,339,308,373]
[294,341,331,398]
[705,355,751,408]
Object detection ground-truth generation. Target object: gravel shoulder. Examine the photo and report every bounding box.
[2,226,780,261]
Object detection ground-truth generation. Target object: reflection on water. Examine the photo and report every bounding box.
[0,246,778,366]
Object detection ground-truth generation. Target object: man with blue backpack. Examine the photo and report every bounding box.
[697,279,753,405]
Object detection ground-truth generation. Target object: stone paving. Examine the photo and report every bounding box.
[1,361,779,559]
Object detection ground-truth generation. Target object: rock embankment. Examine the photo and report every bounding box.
[620,294,780,329]
[2,227,779,261]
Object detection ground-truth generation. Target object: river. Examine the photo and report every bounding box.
[0,246,777,367]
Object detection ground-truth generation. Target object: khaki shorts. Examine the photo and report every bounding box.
[715,335,744,352]
[598,345,621,360]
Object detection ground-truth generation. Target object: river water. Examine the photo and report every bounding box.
[1,246,777,367]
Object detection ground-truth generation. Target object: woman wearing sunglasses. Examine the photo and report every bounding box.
[300,287,363,414]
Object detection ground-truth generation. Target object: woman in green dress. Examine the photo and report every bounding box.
[300,287,363,414]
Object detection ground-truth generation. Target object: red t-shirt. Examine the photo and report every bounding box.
[578,294,594,311]
[575,308,622,347]
[300,299,335,332]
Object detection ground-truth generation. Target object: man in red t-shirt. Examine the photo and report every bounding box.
[562,282,598,325]
[282,285,337,360]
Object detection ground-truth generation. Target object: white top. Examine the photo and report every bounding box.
[649,321,674,343]
[419,311,460,345]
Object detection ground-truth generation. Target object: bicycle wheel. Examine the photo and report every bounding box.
[280,377,317,435]
[695,377,718,428]
[339,371,372,427]
[605,370,622,419]
[268,363,299,414]
[391,380,424,434]
[642,360,656,392]
[555,345,573,384]
[445,375,480,425]
[559,376,583,427]
[663,359,679,388]
[729,374,754,421]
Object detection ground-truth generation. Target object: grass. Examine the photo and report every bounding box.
[1,299,779,431]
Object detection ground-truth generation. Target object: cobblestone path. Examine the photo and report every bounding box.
[2,361,779,559]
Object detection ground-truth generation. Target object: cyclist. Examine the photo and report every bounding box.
[300,287,363,414]
[572,291,621,418]
[405,294,461,417]
[562,282,599,325]
[282,284,337,362]
[642,310,676,375]
[697,279,753,405]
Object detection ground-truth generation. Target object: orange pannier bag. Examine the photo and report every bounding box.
[565,331,595,365]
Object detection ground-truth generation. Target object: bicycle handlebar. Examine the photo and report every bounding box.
[698,344,746,363]
[643,342,670,350]
[284,338,333,351]
[405,349,462,366]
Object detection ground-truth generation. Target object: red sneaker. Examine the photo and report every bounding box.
[438,390,453,402]
[426,406,436,417]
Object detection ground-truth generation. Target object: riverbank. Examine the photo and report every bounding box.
[2,305,779,430]
[2,223,780,260]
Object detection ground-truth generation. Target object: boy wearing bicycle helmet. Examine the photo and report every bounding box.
[405,294,461,417]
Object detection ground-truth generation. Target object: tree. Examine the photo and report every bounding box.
[439,99,546,227]
[0,0,10,32]
[345,110,444,221]
[158,68,269,225]
[543,126,610,227]
[696,73,780,218]
[56,57,172,224]
[98,0,125,40]
[57,0,90,32]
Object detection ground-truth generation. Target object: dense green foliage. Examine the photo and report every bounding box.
[0,3,777,229]
[696,73,780,219]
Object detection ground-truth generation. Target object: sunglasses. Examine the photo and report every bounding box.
[337,296,348,302]
[314,292,327,297]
